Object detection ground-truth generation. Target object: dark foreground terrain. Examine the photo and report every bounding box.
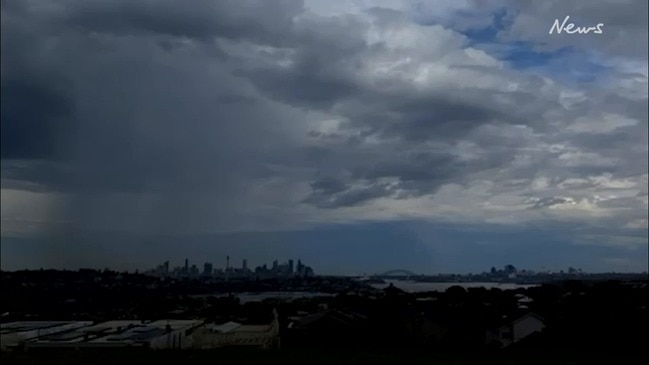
[2,349,647,365]
[2,270,647,364]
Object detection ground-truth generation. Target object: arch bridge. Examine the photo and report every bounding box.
[379,269,417,277]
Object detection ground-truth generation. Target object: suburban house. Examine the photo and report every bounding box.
[485,313,546,348]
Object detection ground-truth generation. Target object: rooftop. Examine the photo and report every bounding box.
[206,321,242,333]
[25,320,204,346]
[1,321,88,335]
[148,320,203,331]
[235,325,272,333]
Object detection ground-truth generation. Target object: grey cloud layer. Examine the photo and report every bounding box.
[1,0,647,244]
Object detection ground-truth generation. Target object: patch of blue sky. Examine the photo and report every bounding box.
[466,33,611,85]
[461,7,508,44]
[419,6,614,85]
[409,4,508,34]
[499,42,572,69]
[499,43,612,85]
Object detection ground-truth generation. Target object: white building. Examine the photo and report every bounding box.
[485,313,546,348]
[1,321,92,351]
[193,310,280,350]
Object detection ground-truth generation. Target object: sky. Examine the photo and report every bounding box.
[1,0,647,275]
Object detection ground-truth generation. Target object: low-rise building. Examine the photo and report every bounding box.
[147,320,203,349]
[23,320,203,350]
[1,321,93,351]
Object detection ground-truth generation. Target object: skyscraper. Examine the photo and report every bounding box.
[304,266,314,277]
[242,259,248,270]
[184,258,189,274]
[288,259,294,275]
[203,262,213,276]
[190,264,199,277]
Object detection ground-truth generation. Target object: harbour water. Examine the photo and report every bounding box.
[371,280,538,293]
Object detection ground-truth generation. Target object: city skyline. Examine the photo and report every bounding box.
[1,0,648,274]
[4,260,645,278]
[3,250,646,277]
[145,257,315,278]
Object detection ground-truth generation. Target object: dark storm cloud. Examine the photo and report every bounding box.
[1,0,646,255]
[0,79,75,159]
[241,42,530,142]
[304,181,395,208]
[0,0,327,241]
[230,21,532,206]
[1,0,523,210]
[366,94,509,142]
[0,0,645,277]
[233,13,373,109]
[239,66,361,109]
[1,1,288,186]
[9,0,304,45]
[302,141,518,206]
[309,177,349,196]
[365,156,449,187]
[225,7,527,143]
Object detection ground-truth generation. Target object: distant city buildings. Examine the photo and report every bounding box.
[146,257,315,279]
[143,261,592,281]
[252,258,314,279]
[482,264,585,281]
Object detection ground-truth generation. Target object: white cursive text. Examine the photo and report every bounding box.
[549,16,604,35]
